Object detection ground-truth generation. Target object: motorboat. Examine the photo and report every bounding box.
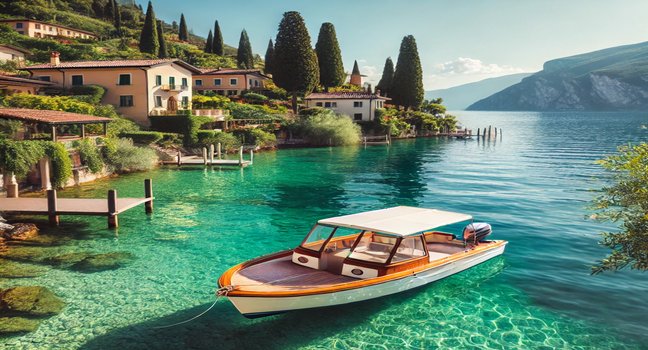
[217,206,507,318]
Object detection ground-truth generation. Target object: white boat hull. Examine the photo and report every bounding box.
[227,243,507,317]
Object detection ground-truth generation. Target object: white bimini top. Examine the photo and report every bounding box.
[318,206,472,236]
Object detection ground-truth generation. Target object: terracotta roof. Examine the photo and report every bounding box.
[0,108,111,125]
[196,68,270,78]
[0,44,31,55]
[23,59,202,73]
[0,18,97,36]
[305,92,390,100]
[0,74,54,86]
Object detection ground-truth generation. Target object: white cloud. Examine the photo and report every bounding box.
[433,57,525,76]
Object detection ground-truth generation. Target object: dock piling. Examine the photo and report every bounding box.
[177,151,182,166]
[202,147,208,165]
[47,189,59,226]
[249,149,254,165]
[108,189,118,229]
[144,179,153,214]
[488,126,492,139]
[217,143,222,159]
[238,146,243,167]
[209,144,214,164]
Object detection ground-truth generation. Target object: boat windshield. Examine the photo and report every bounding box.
[300,225,335,252]
[348,232,398,263]
[301,225,363,252]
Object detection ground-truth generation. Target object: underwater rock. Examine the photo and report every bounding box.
[153,234,190,241]
[3,223,39,241]
[0,316,41,335]
[0,286,64,316]
[44,252,90,267]
[0,246,49,263]
[71,252,136,272]
[0,259,45,278]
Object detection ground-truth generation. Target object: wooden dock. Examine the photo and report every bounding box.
[363,135,391,145]
[0,179,153,228]
[161,145,253,168]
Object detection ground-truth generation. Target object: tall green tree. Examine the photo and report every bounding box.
[273,11,319,113]
[391,35,424,109]
[104,0,114,20]
[178,13,188,41]
[204,30,214,53]
[113,0,122,35]
[91,0,104,18]
[264,39,274,74]
[157,20,167,58]
[315,22,345,90]
[376,57,394,97]
[237,29,254,69]
[212,20,224,55]
[138,1,159,55]
[591,143,648,273]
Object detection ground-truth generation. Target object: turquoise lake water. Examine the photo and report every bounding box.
[2,111,648,349]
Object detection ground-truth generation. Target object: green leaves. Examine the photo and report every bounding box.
[315,23,345,89]
[391,35,424,109]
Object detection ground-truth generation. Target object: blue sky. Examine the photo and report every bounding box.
[149,0,648,90]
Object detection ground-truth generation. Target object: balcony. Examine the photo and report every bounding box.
[160,84,189,92]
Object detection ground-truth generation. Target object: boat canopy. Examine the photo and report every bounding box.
[317,206,472,236]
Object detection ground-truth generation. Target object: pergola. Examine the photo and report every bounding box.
[0,107,111,141]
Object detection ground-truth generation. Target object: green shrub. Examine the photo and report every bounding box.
[232,129,276,148]
[192,94,230,109]
[242,92,269,104]
[120,131,164,145]
[149,115,212,146]
[102,138,158,173]
[68,85,106,105]
[299,109,361,146]
[194,131,241,152]
[74,138,103,173]
[0,139,72,188]
[158,133,181,147]
[0,119,22,139]
[42,142,73,188]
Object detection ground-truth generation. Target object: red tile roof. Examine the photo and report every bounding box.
[305,92,390,100]
[24,59,202,73]
[197,68,270,78]
[0,74,54,86]
[0,108,111,125]
[0,44,32,55]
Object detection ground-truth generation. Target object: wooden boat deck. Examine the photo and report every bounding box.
[232,256,355,292]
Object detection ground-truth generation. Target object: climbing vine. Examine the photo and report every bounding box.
[0,140,72,188]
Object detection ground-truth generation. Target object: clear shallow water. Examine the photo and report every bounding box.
[1,111,648,349]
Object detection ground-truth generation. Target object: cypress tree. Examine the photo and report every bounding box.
[273,11,319,113]
[138,1,159,55]
[157,20,167,58]
[178,14,188,41]
[212,20,224,56]
[376,57,394,97]
[104,0,114,20]
[91,0,104,18]
[391,35,424,109]
[237,29,254,69]
[204,30,214,53]
[264,39,274,74]
[315,22,345,90]
[113,0,122,35]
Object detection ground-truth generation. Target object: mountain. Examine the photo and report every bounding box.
[468,41,648,111]
[425,73,532,110]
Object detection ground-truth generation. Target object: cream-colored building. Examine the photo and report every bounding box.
[0,44,30,62]
[304,92,389,122]
[193,68,270,96]
[23,53,201,125]
[0,74,54,96]
[0,19,97,40]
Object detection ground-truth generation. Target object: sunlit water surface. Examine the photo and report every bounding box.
[1,111,648,349]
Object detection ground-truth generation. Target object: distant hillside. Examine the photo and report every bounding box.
[468,41,648,111]
[425,73,531,110]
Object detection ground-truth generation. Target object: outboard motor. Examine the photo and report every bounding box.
[463,223,492,244]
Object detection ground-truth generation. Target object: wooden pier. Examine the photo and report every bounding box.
[0,179,153,228]
[161,145,253,168]
[476,125,502,140]
[363,135,391,145]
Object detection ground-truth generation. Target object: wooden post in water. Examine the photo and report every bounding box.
[202,147,208,165]
[385,135,390,144]
[488,126,492,139]
[217,143,222,159]
[209,144,215,164]
[363,136,367,145]
[477,128,480,137]
[144,179,153,214]
[500,128,503,140]
[238,146,243,167]
[177,151,181,166]
[495,127,498,139]
[108,189,118,228]
[249,149,254,165]
[47,189,59,226]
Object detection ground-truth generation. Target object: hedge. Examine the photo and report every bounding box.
[194,131,241,152]
[148,115,212,146]
[120,131,164,145]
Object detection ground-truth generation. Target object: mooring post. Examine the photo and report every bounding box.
[500,128,503,140]
[238,146,243,167]
[47,189,59,226]
[488,126,492,139]
[177,151,181,166]
[209,144,215,164]
[477,128,480,137]
[202,147,208,165]
[494,127,498,138]
[249,149,254,165]
[144,179,153,214]
[363,136,367,145]
[217,143,222,159]
[108,189,118,228]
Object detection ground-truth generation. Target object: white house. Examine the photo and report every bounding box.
[304,92,389,122]
[0,44,30,62]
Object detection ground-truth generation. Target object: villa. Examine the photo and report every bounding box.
[304,92,389,122]
[193,68,270,97]
[22,53,202,125]
[0,74,54,95]
[0,44,31,62]
[0,19,97,40]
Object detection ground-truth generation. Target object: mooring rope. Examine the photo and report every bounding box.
[151,286,232,329]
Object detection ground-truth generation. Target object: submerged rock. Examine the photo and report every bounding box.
[71,252,136,272]
[0,246,49,263]
[0,316,41,335]
[3,224,39,241]
[44,252,90,267]
[0,286,64,316]
[0,259,45,278]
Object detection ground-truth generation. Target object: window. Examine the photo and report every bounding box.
[254,80,259,87]
[214,78,221,86]
[348,233,398,263]
[316,102,323,107]
[391,236,426,263]
[182,96,189,108]
[354,113,363,121]
[354,101,363,108]
[230,78,237,85]
[37,76,51,82]
[181,77,188,87]
[249,79,252,86]
[300,225,335,252]
[155,75,162,86]
[169,77,175,86]
[155,96,162,107]
[49,26,53,32]
[195,79,203,86]
[118,74,131,85]
[15,23,23,29]
[119,95,134,107]
[35,24,41,29]
[67,30,71,35]
[71,75,83,86]
[332,102,337,107]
